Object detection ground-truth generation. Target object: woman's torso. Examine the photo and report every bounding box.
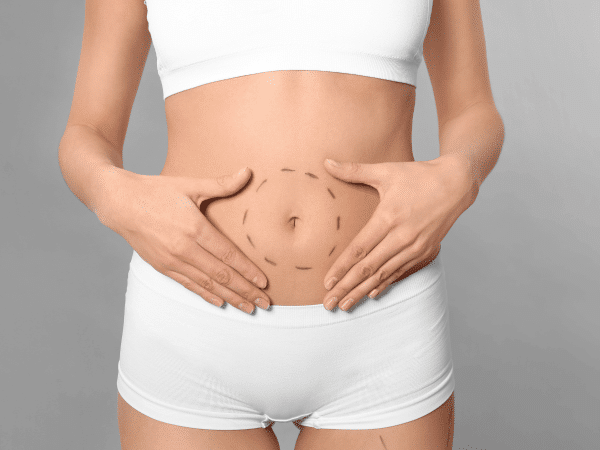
[159,70,425,306]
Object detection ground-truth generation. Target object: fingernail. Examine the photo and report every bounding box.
[240,302,254,314]
[254,298,269,310]
[252,275,267,288]
[325,277,338,290]
[368,289,378,299]
[237,167,248,176]
[210,298,224,307]
[340,298,353,310]
[326,159,341,167]
[324,297,337,310]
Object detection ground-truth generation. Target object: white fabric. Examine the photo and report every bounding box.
[116,248,455,430]
[143,0,433,99]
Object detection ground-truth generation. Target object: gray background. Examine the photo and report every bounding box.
[1,0,598,448]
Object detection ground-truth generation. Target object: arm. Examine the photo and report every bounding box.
[58,0,151,224]
[423,0,505,208]
[58,124,136,225]
[437,101,505,207]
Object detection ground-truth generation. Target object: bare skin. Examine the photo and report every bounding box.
[117,72,453,449]
[62,0,497,446]
[118,392,454,450]
[117,393,281,450]
[159,69,420,308]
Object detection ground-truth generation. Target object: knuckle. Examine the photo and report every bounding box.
[221,247,237,265]
[214,268,232,286]
[217,175,228,186]
[180,277,194,291]
[199,276,214,292]
[192,220,206,241]
[383,165,395,180]
[413,239,427,256]
[348,161,361,174]
[386,273,395,284]
[378,268,388,282]
[379,206,398,227]
[407,230,421,246]
[237,287,252,301]
[391,268,402,281]
[170,236,188,257]
[359,264,374,278]
[351,245,366,260]
[177,275,197,292]
[195,221,210,243]
[382,213,396,227]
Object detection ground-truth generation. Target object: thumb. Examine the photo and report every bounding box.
[188,167,251,205]
[324,159,384,188]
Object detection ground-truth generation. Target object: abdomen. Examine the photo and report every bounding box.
[160,70,417,306]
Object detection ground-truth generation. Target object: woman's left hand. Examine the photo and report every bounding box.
[321,155,476,312]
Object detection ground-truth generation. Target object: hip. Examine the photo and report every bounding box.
[118,247,454,428]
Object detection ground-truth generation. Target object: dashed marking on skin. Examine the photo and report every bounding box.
[256,179,267,193]
[379,435,388,449]
[244,166,342,269]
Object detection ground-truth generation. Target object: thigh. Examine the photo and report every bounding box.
[118,393,281,450]
[294,392,455,450]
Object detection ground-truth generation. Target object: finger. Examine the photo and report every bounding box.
[335,274,381,312]
[365,265,413,302]
[366,247,434,301]
[323,208,392,291]
[184,167,252,206]
[163,270,225,308]
[335,240,421,311]
[195,218,268,289]
[167,260,260,315]
[324,159,390,191]
[322,233,407,310]
[180,244,272,311]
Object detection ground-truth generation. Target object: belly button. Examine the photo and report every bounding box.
[288,216,301,229]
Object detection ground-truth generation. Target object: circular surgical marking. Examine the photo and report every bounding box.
[242,167,342,270]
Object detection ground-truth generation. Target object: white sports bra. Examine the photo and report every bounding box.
[143,0,433,100]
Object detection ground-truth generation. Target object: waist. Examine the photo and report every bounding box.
[128,245,445,324]
[159,153,427,306]
[161,70,416,174]
[156,72,418,306]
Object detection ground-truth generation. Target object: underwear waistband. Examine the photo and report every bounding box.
[127,248,446,328]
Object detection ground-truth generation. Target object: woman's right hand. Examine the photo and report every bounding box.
[100,167,271,314]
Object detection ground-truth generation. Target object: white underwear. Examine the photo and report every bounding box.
[116,248,455,430]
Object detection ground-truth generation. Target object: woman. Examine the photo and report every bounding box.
[58,0,504,448]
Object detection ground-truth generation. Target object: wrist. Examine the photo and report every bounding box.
[95,167,142,229]
[435,154,480,207]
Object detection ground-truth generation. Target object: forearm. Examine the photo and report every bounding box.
[58,124,136,224]
[437,101,505,204]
